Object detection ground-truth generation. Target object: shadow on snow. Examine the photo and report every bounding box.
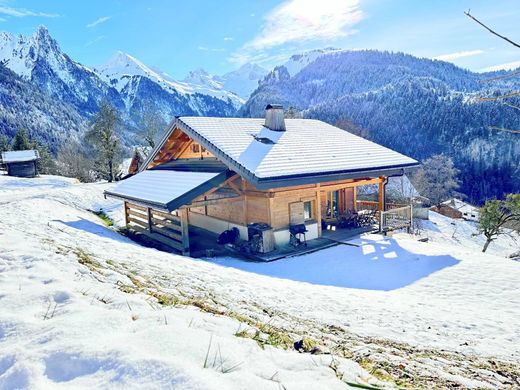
[207,237,460,291]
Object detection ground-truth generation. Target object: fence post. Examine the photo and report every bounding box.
[409,204,413,234]
[379,210,383,233]
[147,207,153,233]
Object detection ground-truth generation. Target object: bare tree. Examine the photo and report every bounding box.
[465,10,520,134]
[57,141,96,183]
[139,103,165,149]
[410,154,461,206]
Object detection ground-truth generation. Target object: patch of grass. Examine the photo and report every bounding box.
[92,210,114,227]
[149,291,180,306]
[73,248,102,272]
[234,329,250,338]
[118,284,136,294]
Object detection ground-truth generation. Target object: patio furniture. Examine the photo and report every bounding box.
[337,209,359,228]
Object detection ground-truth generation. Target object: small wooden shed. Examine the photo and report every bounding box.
[1,150,40,177]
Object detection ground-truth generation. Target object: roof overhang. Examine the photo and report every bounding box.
[104,169,234,212]
[142,118,421,190]
[1,150,40,163]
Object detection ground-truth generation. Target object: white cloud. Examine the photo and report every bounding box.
[85,35,105,47]
[433,50,484,62]
[0,5,59,18]
[223,37,234,41]
[480,60,520,72]
[86,16,111,28]
[231,0,363,65]
[198,46,225,52]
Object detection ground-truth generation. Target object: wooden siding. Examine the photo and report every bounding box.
[124,202,189,254]
[6,161,37,177]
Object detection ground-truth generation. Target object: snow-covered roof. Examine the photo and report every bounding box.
[152,117,418,189]
[105,169,231,211]
[1,150,40,163]
[442,199,479,214]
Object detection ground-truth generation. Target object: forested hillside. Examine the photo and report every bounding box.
[242,50,520,203]
[0,63,87,152]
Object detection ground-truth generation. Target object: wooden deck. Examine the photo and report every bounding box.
[321,224,378,243]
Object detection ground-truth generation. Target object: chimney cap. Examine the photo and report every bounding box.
[265,104,283,110]
[264,104,286,131]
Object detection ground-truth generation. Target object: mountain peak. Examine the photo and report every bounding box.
[33,25,52,43]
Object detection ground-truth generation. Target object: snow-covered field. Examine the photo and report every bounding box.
[1,175,519,389]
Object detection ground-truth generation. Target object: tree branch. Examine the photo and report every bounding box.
[489,126,520,134]
[501,101,520,112]
[480,70,520,83]
[464,10,520,49]
[478,90,520,101]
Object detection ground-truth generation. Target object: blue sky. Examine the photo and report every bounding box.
[0,0,519,78]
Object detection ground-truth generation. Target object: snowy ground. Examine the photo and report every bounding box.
[1,175,519,389]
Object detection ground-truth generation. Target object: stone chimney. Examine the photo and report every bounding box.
[264,104,286,131]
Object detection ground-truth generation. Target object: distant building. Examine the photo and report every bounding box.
[1,150,40,177]
[432,199,479,221]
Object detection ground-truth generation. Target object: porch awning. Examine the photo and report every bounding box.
[105,169,232,211]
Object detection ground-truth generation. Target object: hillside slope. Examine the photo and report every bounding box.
[0,174,519,388]
[0,63,87,152]
[242,50,520,203]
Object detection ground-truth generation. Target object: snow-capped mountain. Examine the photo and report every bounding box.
[0,26,124,117]
[0,26,241,146]
[214,63,268,99]
[282,47,343,77]
[97,53,243,110]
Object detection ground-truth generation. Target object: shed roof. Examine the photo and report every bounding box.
[146,117,419,189]
[1,150,40,163]
[105,169,232,211]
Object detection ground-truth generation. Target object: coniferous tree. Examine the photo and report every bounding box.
[11,128,31,151]
[86,101,122,182]
[0,135,9,152]
[30,140,57,175]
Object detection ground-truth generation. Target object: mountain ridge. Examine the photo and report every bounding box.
[242,49,520,203]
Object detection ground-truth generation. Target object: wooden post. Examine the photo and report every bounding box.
[147,207,153,233]
[124,201,129,225]
[353,186,357,211]
[180,208,190,256]
[378,177,386,211]
[242,179,248,226]
[316,184,322,236]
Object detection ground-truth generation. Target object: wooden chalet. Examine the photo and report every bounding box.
[1,150,40,177]
[105,105,419,256]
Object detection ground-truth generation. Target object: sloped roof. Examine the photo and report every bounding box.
[145,117,419,189]
[105,169,233,211]
[1,150,40,163]
[443,199,479,214]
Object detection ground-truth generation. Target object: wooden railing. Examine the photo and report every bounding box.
[125,202,189,254]
[379,205,412,233]
[356,200,408,211]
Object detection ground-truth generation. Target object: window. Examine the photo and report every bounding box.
[191,144,200,153]
[303,201,312,220]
